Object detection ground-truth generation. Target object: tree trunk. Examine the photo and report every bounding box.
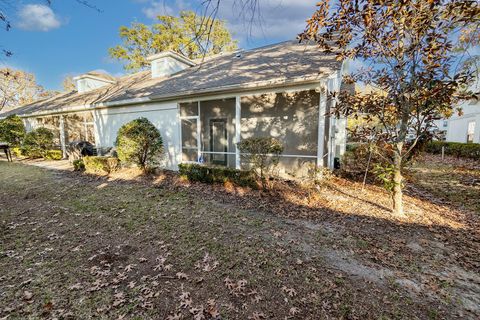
[392,151,404,216]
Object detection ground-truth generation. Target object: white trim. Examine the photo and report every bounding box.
[197,101,201,162]
[317,81,327,167]
[59,115,66,158]
[14,81,325,119]
[235,96,241,169]
[200,151,316,158]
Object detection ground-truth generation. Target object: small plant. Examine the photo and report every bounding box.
[178,163,257,188]
[0,115,26,147]
[237,137,284,190]
[372,163,397,194]
[44,150,63,160]
[20,127,54,158]
[83,156,119,175]
[73,159,85,171]
[115,117,163,170]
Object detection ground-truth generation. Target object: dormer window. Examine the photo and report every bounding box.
[147,51,195,78]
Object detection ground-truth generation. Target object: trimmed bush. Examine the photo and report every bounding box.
[21,127,54,158]
[178,163,257,188]
[115,117,163,169]
[425,141,480,160]
[0,115,26,147]
[73,159,85,171]
[237,137,284,190]
[44,150,63,160]
[11,147,23,158]
[83,156,119,175]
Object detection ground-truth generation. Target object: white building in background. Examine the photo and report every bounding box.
[443,102,480,143]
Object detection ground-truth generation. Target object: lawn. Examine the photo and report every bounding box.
[0,159,479,319]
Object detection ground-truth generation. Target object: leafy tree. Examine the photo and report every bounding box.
[237,137,283,190]
[0,114,25,146]
[115,117,163,169]
[301,0,480,216]
[21,127,54,158]
[62,75,76,92]
[0,68,46,111]
[109,11,238,72]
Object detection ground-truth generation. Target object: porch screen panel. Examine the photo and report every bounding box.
[240,90,319,156]
[180,102,199,117]
[64,112,95,144]
[240,90,319,176]
[181,118,198,161]
[36,116,61,146]
[199,98,236,168]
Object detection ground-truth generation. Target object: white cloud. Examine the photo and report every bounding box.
[17,4,62,32]
[139,0,316,45]
[142,1,175,19]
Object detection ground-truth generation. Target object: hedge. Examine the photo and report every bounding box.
[178,163,258,188]
[83,156,119,175]
[44,150,63,160]
[425,141,480,160]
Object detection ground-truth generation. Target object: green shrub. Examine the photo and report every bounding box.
[115,117,163,169]
[425,141,480,160]
[0,115,26,147]
[44,149,63,160]
[11,147,23,158]
[83,156,119,175]
[178,163,257,188]
[21,127,54,158]
[237,137,284,190]
[73,159,85,171]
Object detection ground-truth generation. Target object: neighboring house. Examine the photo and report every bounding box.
[0,41,347,178]
[440,102,480,143]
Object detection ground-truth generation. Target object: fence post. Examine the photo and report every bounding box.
[441,146,445,161]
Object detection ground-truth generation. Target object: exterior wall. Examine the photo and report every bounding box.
[445,103,480,143]
[93,102,180,170]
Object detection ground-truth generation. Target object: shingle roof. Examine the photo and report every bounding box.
[1,40,341,117]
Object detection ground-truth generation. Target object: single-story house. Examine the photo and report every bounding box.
[0,40,347,178]
[433,100,480,144]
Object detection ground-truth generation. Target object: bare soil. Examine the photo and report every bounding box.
[0,155,479,319]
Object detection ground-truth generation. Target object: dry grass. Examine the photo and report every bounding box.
[0,158,479,319]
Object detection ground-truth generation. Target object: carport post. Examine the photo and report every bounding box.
[59,115,67,159]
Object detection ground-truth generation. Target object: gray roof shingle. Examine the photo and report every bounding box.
[1,40,341,117]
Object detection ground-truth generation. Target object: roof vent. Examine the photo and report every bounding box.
[147,51,195,78]
[74,71,116,93]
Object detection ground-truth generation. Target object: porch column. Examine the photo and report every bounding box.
[235,96,241,169]
[59,115,67,159]
[317,82,327,167]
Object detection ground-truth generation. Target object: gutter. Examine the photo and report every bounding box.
[6,71,339,119]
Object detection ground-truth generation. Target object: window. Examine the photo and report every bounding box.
[467,121,475,143]
[443,120,448,127]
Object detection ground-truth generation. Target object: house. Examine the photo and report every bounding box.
[0,41,347,177]
[434,100,480,144]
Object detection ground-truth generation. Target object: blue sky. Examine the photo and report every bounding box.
[1,0,316,91]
